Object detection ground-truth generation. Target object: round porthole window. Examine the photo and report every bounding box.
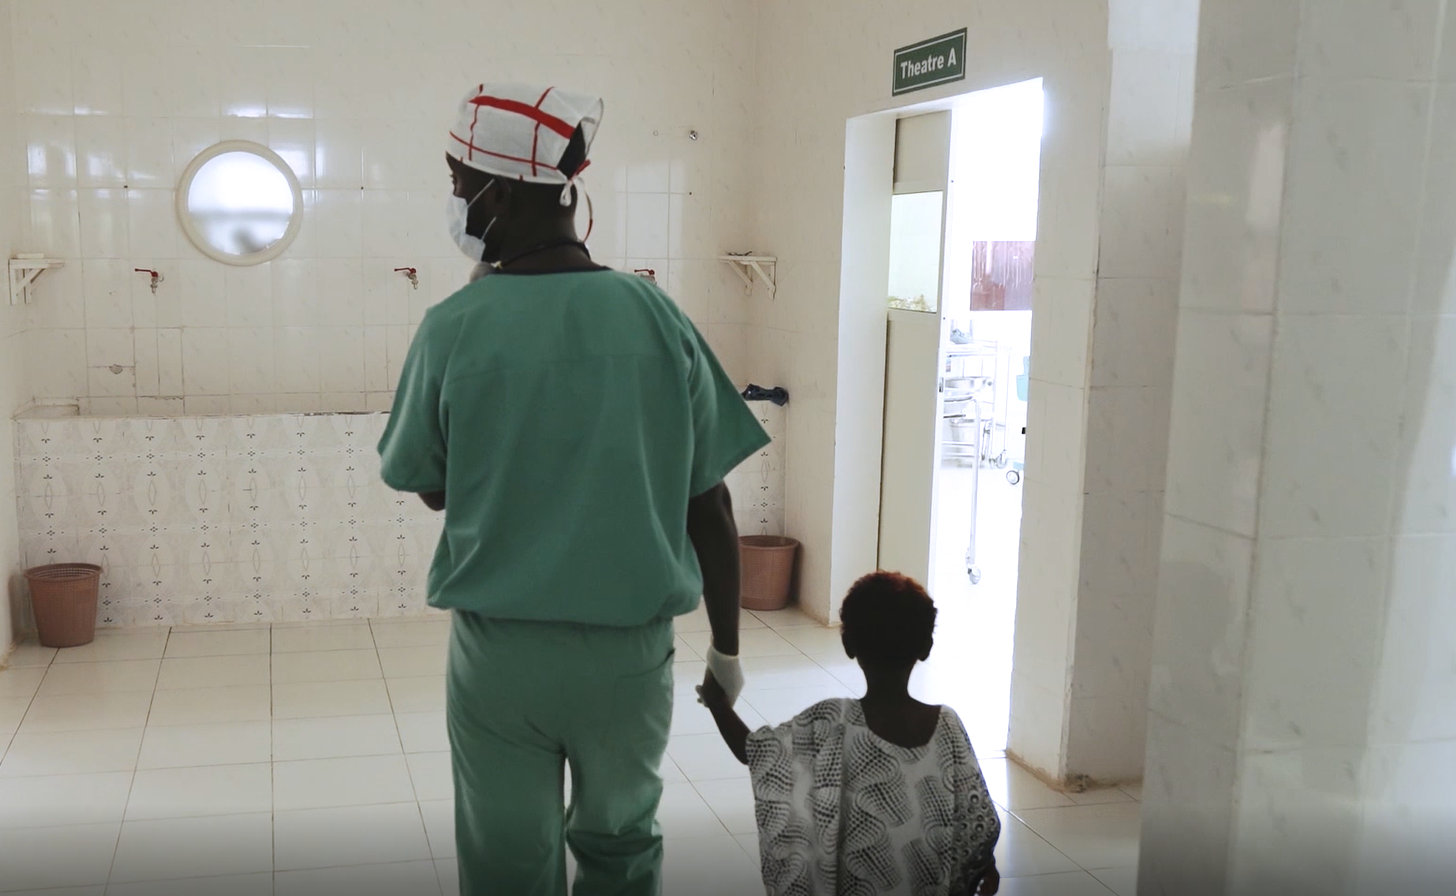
[177,140,303,265]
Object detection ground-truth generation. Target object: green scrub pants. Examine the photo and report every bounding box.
[447,610,676,896]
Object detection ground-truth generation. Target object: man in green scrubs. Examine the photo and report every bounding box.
[378,83,768,896]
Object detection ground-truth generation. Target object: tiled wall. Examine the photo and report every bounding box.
[1141,0,1456,891]
[8,0,757,416]
[1,0,25,652]
[13,402,786,631]
[723,401,786,538]
[1059,1,1198,783]
[14,412,440,628]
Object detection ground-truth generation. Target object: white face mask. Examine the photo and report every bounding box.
[447,179,494,262]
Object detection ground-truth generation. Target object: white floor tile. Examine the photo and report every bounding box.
[407,750,454,802]
[435,857,458,896]
[273,679,392,719]
[733,832,760,860]
[995,813,1081,878]
[385,675,446,713]
[18,691,153,733]
[0,665,46,699]
[770,624,846,659]
[1013,803,1143,872]
[395,711,448,753]
[137,720,271,769]
[275,859,443,896]
[658,780,730,839]
[677,628,802,659]
[110,812,273,882]
[272,648,383,684]
[370,618,450,649]
[0,696,31,739]
[667,734,750,782]
[378,645,448,678]
[274,754,416,810]
[51,630,167,664]
[273,802,432,871]
[271,620,375,653]
[740,683,852,725]
[659,754,687,784]
[0,727,143,777]
[419,798,455,858]
[0,771,132,828]
[662,833,762,894]
[1091,866,1139,896]
[671,658,707,693]
[163,628,269,658]
[1118,783,1143,801]
[672,634,702,662]
[999,870,1120,896]
[146,684,271,726]
[272,713,402,761]
[670,699,765,739]
[739,653,843,691]
[36,659,160,697]
[692,777,757,835]
[980,757,1078,810]
[816,657,867,692]
[105,872,273,896]
[672,604,712,634]
[0,821,120,890]
[3,642,58,666]
[155,654,270,690]
[126,762,272,819]
[748,606,823,628]
[1065,786,1136,806]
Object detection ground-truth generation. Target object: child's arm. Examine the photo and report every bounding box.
[696,673,750,764]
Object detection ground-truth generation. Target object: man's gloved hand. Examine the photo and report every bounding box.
[702,644,744,707]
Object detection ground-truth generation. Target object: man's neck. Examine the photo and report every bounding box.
[495,223,592,273]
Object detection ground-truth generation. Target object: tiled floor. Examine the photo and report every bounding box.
[0,608,1141,895]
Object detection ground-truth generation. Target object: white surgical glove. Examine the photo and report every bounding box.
[704,644,744,707]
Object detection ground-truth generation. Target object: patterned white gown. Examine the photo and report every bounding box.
[745,699,1000,896]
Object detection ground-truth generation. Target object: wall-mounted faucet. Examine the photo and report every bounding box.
[394,267,419,289]
[134,268,164,294]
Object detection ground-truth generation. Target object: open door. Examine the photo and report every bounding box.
[876,111,950,582]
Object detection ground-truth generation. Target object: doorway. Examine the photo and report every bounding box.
[879,80,1045,756]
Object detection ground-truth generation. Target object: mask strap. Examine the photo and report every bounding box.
[561,175,594,243]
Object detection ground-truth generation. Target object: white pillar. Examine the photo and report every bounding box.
[1142,1,1456,892]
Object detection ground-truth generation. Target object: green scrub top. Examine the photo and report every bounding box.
[378,269,770,627]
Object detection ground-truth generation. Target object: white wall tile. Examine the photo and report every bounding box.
[1259,315,1407,538]
[1296,0,1442,82]
[1278,79,1429,314]
[1179,77,1292,314]
[1162,311,1272,536]
[1195,0,1300,90]
[77,189,129,258]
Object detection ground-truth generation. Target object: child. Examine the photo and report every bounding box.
[697,571,1001,895]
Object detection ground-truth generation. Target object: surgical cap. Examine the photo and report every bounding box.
[447,83,603,187]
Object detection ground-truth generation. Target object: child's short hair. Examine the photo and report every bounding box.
[839,571,937,665]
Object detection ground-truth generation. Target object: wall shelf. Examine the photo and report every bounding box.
[8,256,65,306]
[719,254,777,296]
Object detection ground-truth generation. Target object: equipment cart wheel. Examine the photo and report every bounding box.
[994,451,1008,469]
[967,566,982,585]
[1006,469,1021,485]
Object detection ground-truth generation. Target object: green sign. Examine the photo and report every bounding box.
[893,28,967,96]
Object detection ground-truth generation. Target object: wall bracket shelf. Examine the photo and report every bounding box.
[718,255,777,296]
[8,256,64,306]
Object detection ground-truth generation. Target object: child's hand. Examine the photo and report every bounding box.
[696,670,729,709]
[976,861,1000,895]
